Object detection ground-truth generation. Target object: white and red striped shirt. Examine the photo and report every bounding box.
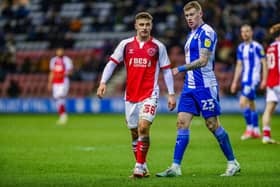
[266,41,280,88]
[109,36,171,102]
[50,56,73,84]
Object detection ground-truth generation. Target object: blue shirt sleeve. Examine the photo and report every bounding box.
[237,45,243,61]
[255,45,265,58]
[200,30,215,52]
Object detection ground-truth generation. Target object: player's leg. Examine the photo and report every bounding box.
[205,116,240,176]
[249,100,261,138]
[131,97,157,178]
[130,128,138,160]
[133,119,151,178]
[199,86,240,176]
[125,102,140,164]
[156,92,195,177]
[239,96,254,139]
[53,83,68,125]
[262,87,279,144]
[262,102,277,144]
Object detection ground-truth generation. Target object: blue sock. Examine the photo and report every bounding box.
[213,126,235,161]
[251,111,259,128]
[173,129,190,165]
[243,108,252,126]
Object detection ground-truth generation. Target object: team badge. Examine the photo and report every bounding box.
[147,48,157,57]
[204,38,211,48]
[260,49,265,56]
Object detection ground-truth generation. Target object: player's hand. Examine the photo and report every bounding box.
[47,83,52,92]
[172,67,179,75]
[97,83,107,99]
[230,82,237,94]
[259,80,266,90]
[168,94,176,111]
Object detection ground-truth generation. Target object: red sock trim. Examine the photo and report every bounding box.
[263,129,271,138]
[136,139,150,164]
[58,104,65,115]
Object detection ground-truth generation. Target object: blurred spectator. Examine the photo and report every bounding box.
[20,57,32,73]
[0,0,279,97]
[80,55,98,82]
[7,79,21,97]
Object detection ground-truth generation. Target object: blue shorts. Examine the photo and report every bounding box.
[178,86,221,118]
[241,84,257,100]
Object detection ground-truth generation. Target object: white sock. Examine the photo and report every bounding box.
[171,163,180,168]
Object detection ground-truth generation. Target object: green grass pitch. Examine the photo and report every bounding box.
[0,114,279,187]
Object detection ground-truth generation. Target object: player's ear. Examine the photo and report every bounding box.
[199,11,203,18]
[134,20,138,30]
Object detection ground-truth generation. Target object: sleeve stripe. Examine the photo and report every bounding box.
[109,57,120,64]
[161,64,171,69]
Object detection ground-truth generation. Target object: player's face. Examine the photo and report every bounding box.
[241,26,253,42]
[135,18,152,40]
[184,8,202,30]
[56,48,64,57]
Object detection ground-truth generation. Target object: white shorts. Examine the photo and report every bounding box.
[266,85,280,102]
[125,96,158,129]
[52,79,69,99]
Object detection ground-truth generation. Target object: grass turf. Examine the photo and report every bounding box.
[0,114,279,187]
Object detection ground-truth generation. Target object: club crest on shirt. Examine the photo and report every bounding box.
[204,38,211,48]
[147,47,157,57]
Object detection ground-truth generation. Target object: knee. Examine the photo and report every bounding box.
[130,128,138,140]
[206,119,218,132]
[138,123,149,135]
[239,100,246,108]
[177,118,186,129]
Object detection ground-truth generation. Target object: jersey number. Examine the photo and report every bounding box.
[143,104,156,115]
[201,99,215,111]
[267,53,276,69]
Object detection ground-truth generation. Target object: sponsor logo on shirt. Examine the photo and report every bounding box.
[129,58,151,67]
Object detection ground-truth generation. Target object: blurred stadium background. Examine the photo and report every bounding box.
[0,0,279,113]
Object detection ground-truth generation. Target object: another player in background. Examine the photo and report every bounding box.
[231,24,268,140]
[96,12,176,178]
[156,1,240,177]
[48,47,73,125]
[262,23,280,144]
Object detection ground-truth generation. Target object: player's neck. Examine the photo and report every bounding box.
[136,35,151,42]
[244,39,252,44]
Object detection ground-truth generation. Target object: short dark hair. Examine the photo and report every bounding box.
[135,12,153,21]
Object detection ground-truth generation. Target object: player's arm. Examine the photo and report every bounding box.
[162,68,176,111]
[260,57,268,90]
[172,48,210,75]
[230,60,242,94]
[47,71,53,92]
[97,61,117,99]
[65,57,74,77]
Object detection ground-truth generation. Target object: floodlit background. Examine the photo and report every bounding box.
[0,0,279,103]
[0,1,280,187]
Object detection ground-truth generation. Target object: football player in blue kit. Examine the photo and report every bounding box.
[156,1,240,177]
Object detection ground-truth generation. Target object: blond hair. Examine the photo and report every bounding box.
[184,1,202,12]
[135,12,153,21]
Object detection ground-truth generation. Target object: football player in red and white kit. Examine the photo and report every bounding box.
[262,23,280,144]
[97,12,176,178]
[48,47,73,125]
